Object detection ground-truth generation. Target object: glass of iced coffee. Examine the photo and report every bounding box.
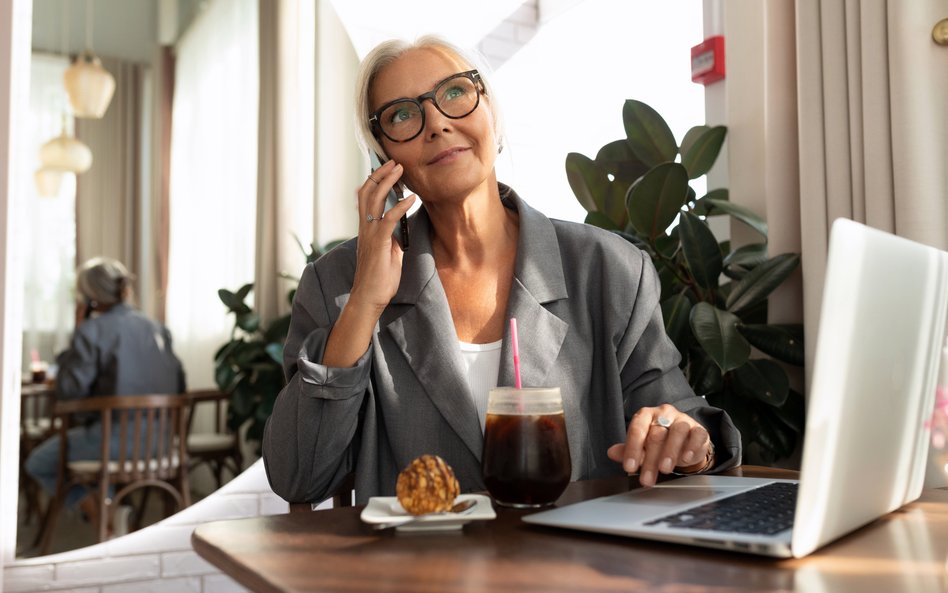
[481,387,571,508]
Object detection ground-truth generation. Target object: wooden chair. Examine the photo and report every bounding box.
[38,394,191,555]
[19,384,59,525]
[185,389,243,489]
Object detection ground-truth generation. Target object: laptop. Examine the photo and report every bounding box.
[523,218,948,558]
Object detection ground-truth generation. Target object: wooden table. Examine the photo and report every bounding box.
[192,466,948,593]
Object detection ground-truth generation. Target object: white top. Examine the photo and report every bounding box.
[458,339,502,432]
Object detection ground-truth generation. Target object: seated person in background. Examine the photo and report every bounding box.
[263,36,742,505]
[25,257,186,524]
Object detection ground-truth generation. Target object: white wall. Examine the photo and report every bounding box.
[3,461,314,593]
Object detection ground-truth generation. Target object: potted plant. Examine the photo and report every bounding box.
[566,100,804,464]
[214,238,344,452]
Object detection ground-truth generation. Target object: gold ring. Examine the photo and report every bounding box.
[367,175,380,184]
[365,213,380,223]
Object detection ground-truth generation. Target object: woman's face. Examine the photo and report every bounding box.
[370,48,498,203]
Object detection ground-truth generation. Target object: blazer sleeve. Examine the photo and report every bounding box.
[616,250,742,471]
[54,323,99,400]
[262,258,373,503]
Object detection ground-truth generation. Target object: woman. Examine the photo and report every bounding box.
[25,257,186,517]
[263,37,741,504]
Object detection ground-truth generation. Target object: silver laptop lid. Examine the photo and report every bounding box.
[792,219,948,557]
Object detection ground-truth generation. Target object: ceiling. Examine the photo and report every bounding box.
[31,0,202,63]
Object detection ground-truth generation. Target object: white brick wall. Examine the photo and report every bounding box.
[3,459,291,593]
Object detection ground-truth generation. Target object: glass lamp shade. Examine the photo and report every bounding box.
[34,167,65,197]
[39,133,93,173]
[64,51,116,119]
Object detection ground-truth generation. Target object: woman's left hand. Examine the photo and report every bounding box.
[606,404,712,487]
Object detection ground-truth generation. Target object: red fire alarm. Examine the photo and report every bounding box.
[691,36,725,85]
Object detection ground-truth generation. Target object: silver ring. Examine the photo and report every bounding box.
[653,416,672,429]
[367,175,380,184]
[365,213,380,223]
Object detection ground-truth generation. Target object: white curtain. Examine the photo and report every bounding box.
[796,0,948,485]
[22,53,76,372]
[796,0,948,362]
[167,0,259,389]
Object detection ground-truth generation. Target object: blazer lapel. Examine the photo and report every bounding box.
[496,188,570,387]
[382,211,483,460]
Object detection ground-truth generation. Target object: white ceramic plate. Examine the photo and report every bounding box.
[360,493,495,532]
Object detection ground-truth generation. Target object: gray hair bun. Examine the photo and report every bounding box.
[76,257,132,307]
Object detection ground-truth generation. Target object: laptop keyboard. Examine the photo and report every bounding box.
[643,482,798,535]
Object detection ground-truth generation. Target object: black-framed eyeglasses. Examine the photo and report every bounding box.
[369,70,484,143]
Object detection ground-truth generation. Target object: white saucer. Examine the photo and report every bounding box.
[360,493,495,532]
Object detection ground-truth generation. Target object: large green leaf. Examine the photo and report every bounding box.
[235,283,253,302]
[236,312,261,333]
[680,126,727,179]
[689,302,750,372]
[625,163,690,240]
[773,389,806,434]
[753,405,797,459]
[692,188,729,216]
[595,139,650,184]
[565,152,609,214]
[231,380,255,418]
[723,243,768,269]
[690,351,723,395]
[218,288,252,315]
[737,323,804,366]
[585,211,618,231]
[214,363,238,392]
[726,253,800,314]
[265,342,284,364]
[704,198,768,238]
[678,212,723,289]
[622,100,678,166]
[661,292,692,356]
[731,359,790,407]
[264,314,292,344]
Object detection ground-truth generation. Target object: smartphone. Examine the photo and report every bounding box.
[369,152,410,250]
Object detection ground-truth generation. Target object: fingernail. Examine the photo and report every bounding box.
[394,163,403,171]
[624,458,637,473]
[682,450,694,464]
[641,470,654,486]
[660,457,673,473]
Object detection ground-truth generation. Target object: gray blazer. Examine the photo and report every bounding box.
[263,185,741,504]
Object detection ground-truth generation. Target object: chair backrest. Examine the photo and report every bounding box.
[53,394,190,486]
[20,384,57,441]
[184,389,231,435]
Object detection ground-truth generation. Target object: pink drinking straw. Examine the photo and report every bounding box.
[510,318,522,389]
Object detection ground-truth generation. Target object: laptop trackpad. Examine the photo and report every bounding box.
[604,475,776,508]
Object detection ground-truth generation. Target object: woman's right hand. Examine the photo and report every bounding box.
[348,159,416,318]
[322,160,416,369]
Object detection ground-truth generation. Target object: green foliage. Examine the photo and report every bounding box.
[214,238,345,453]
[566,99,805,464]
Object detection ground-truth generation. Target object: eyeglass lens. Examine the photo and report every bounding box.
[378,74,479,142]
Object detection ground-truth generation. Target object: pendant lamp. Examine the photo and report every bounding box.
[34,167,65,197]
[64,0,114,118]
[39,115,93,173]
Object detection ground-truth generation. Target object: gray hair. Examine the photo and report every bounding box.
[76,257,132,306]
[354,35,505,159]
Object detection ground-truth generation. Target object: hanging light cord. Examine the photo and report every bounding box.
[85,0,94,54]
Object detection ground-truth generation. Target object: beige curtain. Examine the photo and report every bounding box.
[796,0,948,370]
[74,57,146,299]
[255,0,316,323]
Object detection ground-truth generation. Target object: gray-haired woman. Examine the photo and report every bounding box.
[262,36,741,505]
[25,257,185,526]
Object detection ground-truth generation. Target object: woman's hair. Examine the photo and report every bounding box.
[354,35,504,159]
[76,257,132,307]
